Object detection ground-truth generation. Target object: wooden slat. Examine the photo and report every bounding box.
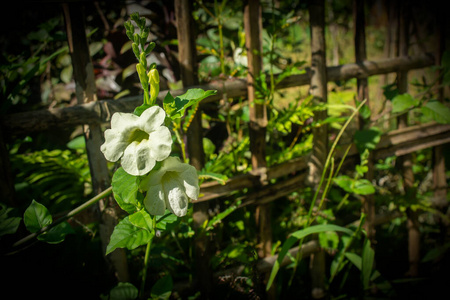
[3,55,435,135]
[196,122,450,204]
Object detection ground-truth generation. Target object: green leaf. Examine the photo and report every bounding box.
[198,171,228,185]
[156,212,179,231]
[0,205,21,237]
[353,179,375,195]
[421,100,450,124]
[151,275,173,300]
[24,200,52,233]
[38,221,74,244]
[66,135,85,150]
[362,238,375,289]
[112,167,142,214]
[266,224,353,290]
[106,216,154,255]
[164,89,217,119]
[319,231,339,249]
[344,252,362,270]
[354,127,381,153]
[129,209,153,231]
[391,93,419,113]
[206,201,240,231]
[133,104,152,116]
[108,282,139,300]
[333,175,353,193]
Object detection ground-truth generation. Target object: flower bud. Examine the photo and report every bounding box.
[148,68,160,104]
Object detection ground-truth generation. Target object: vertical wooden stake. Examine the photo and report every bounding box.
[308,0,328,298]
[244,0,273,298]
[175,0,212,298]
[354,0,376,246]
[432,5,448,217]
[62,2,129,283]
[396,2,420,278]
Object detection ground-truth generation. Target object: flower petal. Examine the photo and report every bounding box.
[143,184,166,215]
[140,168,166,190]
[148,126,172,161]
[160,156,190,172]
[121,140,156,176]
[111,112,139,131]
[163,175,188,217]
[179,165,199,200]
[100,128,128,162]
[139,106,167,133]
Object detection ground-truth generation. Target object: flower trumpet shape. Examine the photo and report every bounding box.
[140,156,199,217]
[100,106,172,176]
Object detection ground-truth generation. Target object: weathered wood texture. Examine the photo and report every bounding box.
[354,0,376,245]
[62,2,129,283]
[175,0,212,298]
[196,122,450,204]
[3,54,435,135]
[244,0,272,263]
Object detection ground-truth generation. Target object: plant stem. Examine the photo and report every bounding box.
[12,186,113,249]
[140,215,156,298]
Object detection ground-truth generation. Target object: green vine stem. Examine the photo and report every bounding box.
[287,99,368,285]
[11,186,113,250]
[140,215,156,298]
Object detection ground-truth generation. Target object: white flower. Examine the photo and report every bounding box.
[100,106,172,176]
[139,156,199,217]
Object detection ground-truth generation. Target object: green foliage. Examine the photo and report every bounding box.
[150,275,173,300]
[101,282,139,300]
[164,89,217,120]
[106,215,154,255]
[23,200,74,244]
[111,167,142,214]
[421,100,450,124]
[11,146,91,212]
[0,204,21,237]
[267,224,355,290]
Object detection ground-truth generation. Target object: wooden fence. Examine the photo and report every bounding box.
[1,0,448,299]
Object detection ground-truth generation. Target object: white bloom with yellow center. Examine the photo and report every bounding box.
[139,156,199,217]
[100,106,172,176]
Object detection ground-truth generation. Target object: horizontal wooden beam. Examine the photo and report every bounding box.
[196,122,450,204]
[3,54,435,135]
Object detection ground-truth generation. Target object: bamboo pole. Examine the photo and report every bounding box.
[308,0,328,298]
[353,0,376,247]
[243,0,274,298]
[244,0,271,259]
[432,4,448,216]
[62,2,129,283]
[395,1,420,278]
[174,0,213,298]
[3,54,435,135]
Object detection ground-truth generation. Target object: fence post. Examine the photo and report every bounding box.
[308,0,328,298]
[432,7,448,217]
[244,0,274,297]
[396,2,420,278]
[353,0,376,246]
[62,2,129,283]
[174,0,213,298]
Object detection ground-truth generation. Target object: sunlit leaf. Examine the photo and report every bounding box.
[267,224,353,290]
[106,216,153,255]
[391,93,419,113]
[421,100,450,124]
[24,200,52,233]
[111,167,141,214]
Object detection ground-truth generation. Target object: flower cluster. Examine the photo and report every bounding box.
[101,105,199,217]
